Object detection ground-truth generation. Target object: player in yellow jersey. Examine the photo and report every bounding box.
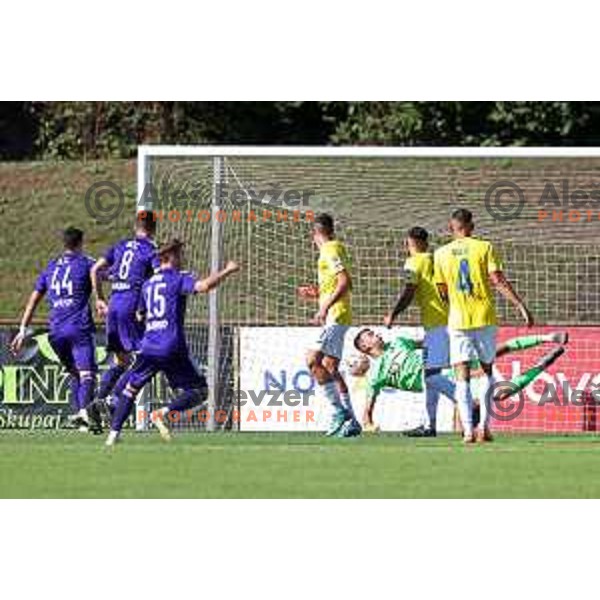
[383,226,449,437]
[297,213,360,437]
[434,209,533,443]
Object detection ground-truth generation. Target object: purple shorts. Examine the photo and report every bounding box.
[126,352,207,392]
[49,332,96,373]
[106,303,143,354]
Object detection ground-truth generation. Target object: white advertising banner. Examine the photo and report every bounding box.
[238,326,456,432]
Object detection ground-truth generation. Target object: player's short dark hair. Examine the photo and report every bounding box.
[313,213,335,236]
[408,226,429,244]
[136,210,157,234]
[63,227,84,250]
[353,328,371,351]
[158,238,184,261]
[451,208,474,227]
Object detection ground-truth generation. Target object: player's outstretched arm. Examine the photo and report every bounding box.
[384,283,416,328]
[363,392,379,429]
[91,257,109,318]
[10,290,44,355]
[194,260,240,294]
[490,271,534,327]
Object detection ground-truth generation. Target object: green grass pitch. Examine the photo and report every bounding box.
[2,431,600,498]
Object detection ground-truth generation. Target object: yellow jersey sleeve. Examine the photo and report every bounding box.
[402,257,420,286]
[321,244,347,275]
[433,249,447,287]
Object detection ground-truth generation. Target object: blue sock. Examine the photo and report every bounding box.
[77,373,96,410]
[110,390,136,432]
[98,363,127,400]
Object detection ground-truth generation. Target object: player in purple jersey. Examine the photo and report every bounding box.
[10,227,96,429]
[105,239,240,446]
[89,212,158,423]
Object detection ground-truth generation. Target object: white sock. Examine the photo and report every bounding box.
[478,374,496,431]
[78,408,88,421]
[322,380,344,411]
[339,390,356,420]
[455,380,474,435]
[152,407,169,420]
[106,430,119,445]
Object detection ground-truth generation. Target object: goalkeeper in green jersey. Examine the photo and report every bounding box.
[352,328,568,434]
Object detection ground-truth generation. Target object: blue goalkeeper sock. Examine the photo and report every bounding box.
[322,380,344,411]
[425,387,441,431]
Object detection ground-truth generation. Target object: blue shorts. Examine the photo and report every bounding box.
[49,332,96,373]
[106,304,143,354]
[126,352,207,392]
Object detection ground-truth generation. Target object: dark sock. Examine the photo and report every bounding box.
[167,389,202,413]
[69,375,80,413]
[110,390,135,432]
[98,363,127,400]
[77,375,96,410]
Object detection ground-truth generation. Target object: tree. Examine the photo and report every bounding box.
[329,101,594,146]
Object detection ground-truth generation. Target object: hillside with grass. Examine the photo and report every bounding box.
[0,160,137,319]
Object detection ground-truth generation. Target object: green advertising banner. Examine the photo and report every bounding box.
[0,326,235,430]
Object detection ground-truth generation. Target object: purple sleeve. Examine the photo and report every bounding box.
[150,252,160,274]
[180,273,197,295]
[34,268,47,293]
[138,284,147,313]
[103,244,116,265]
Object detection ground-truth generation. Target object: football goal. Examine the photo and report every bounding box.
[136,146,600,434]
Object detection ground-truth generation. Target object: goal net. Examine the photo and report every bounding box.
[138,147,600,434]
